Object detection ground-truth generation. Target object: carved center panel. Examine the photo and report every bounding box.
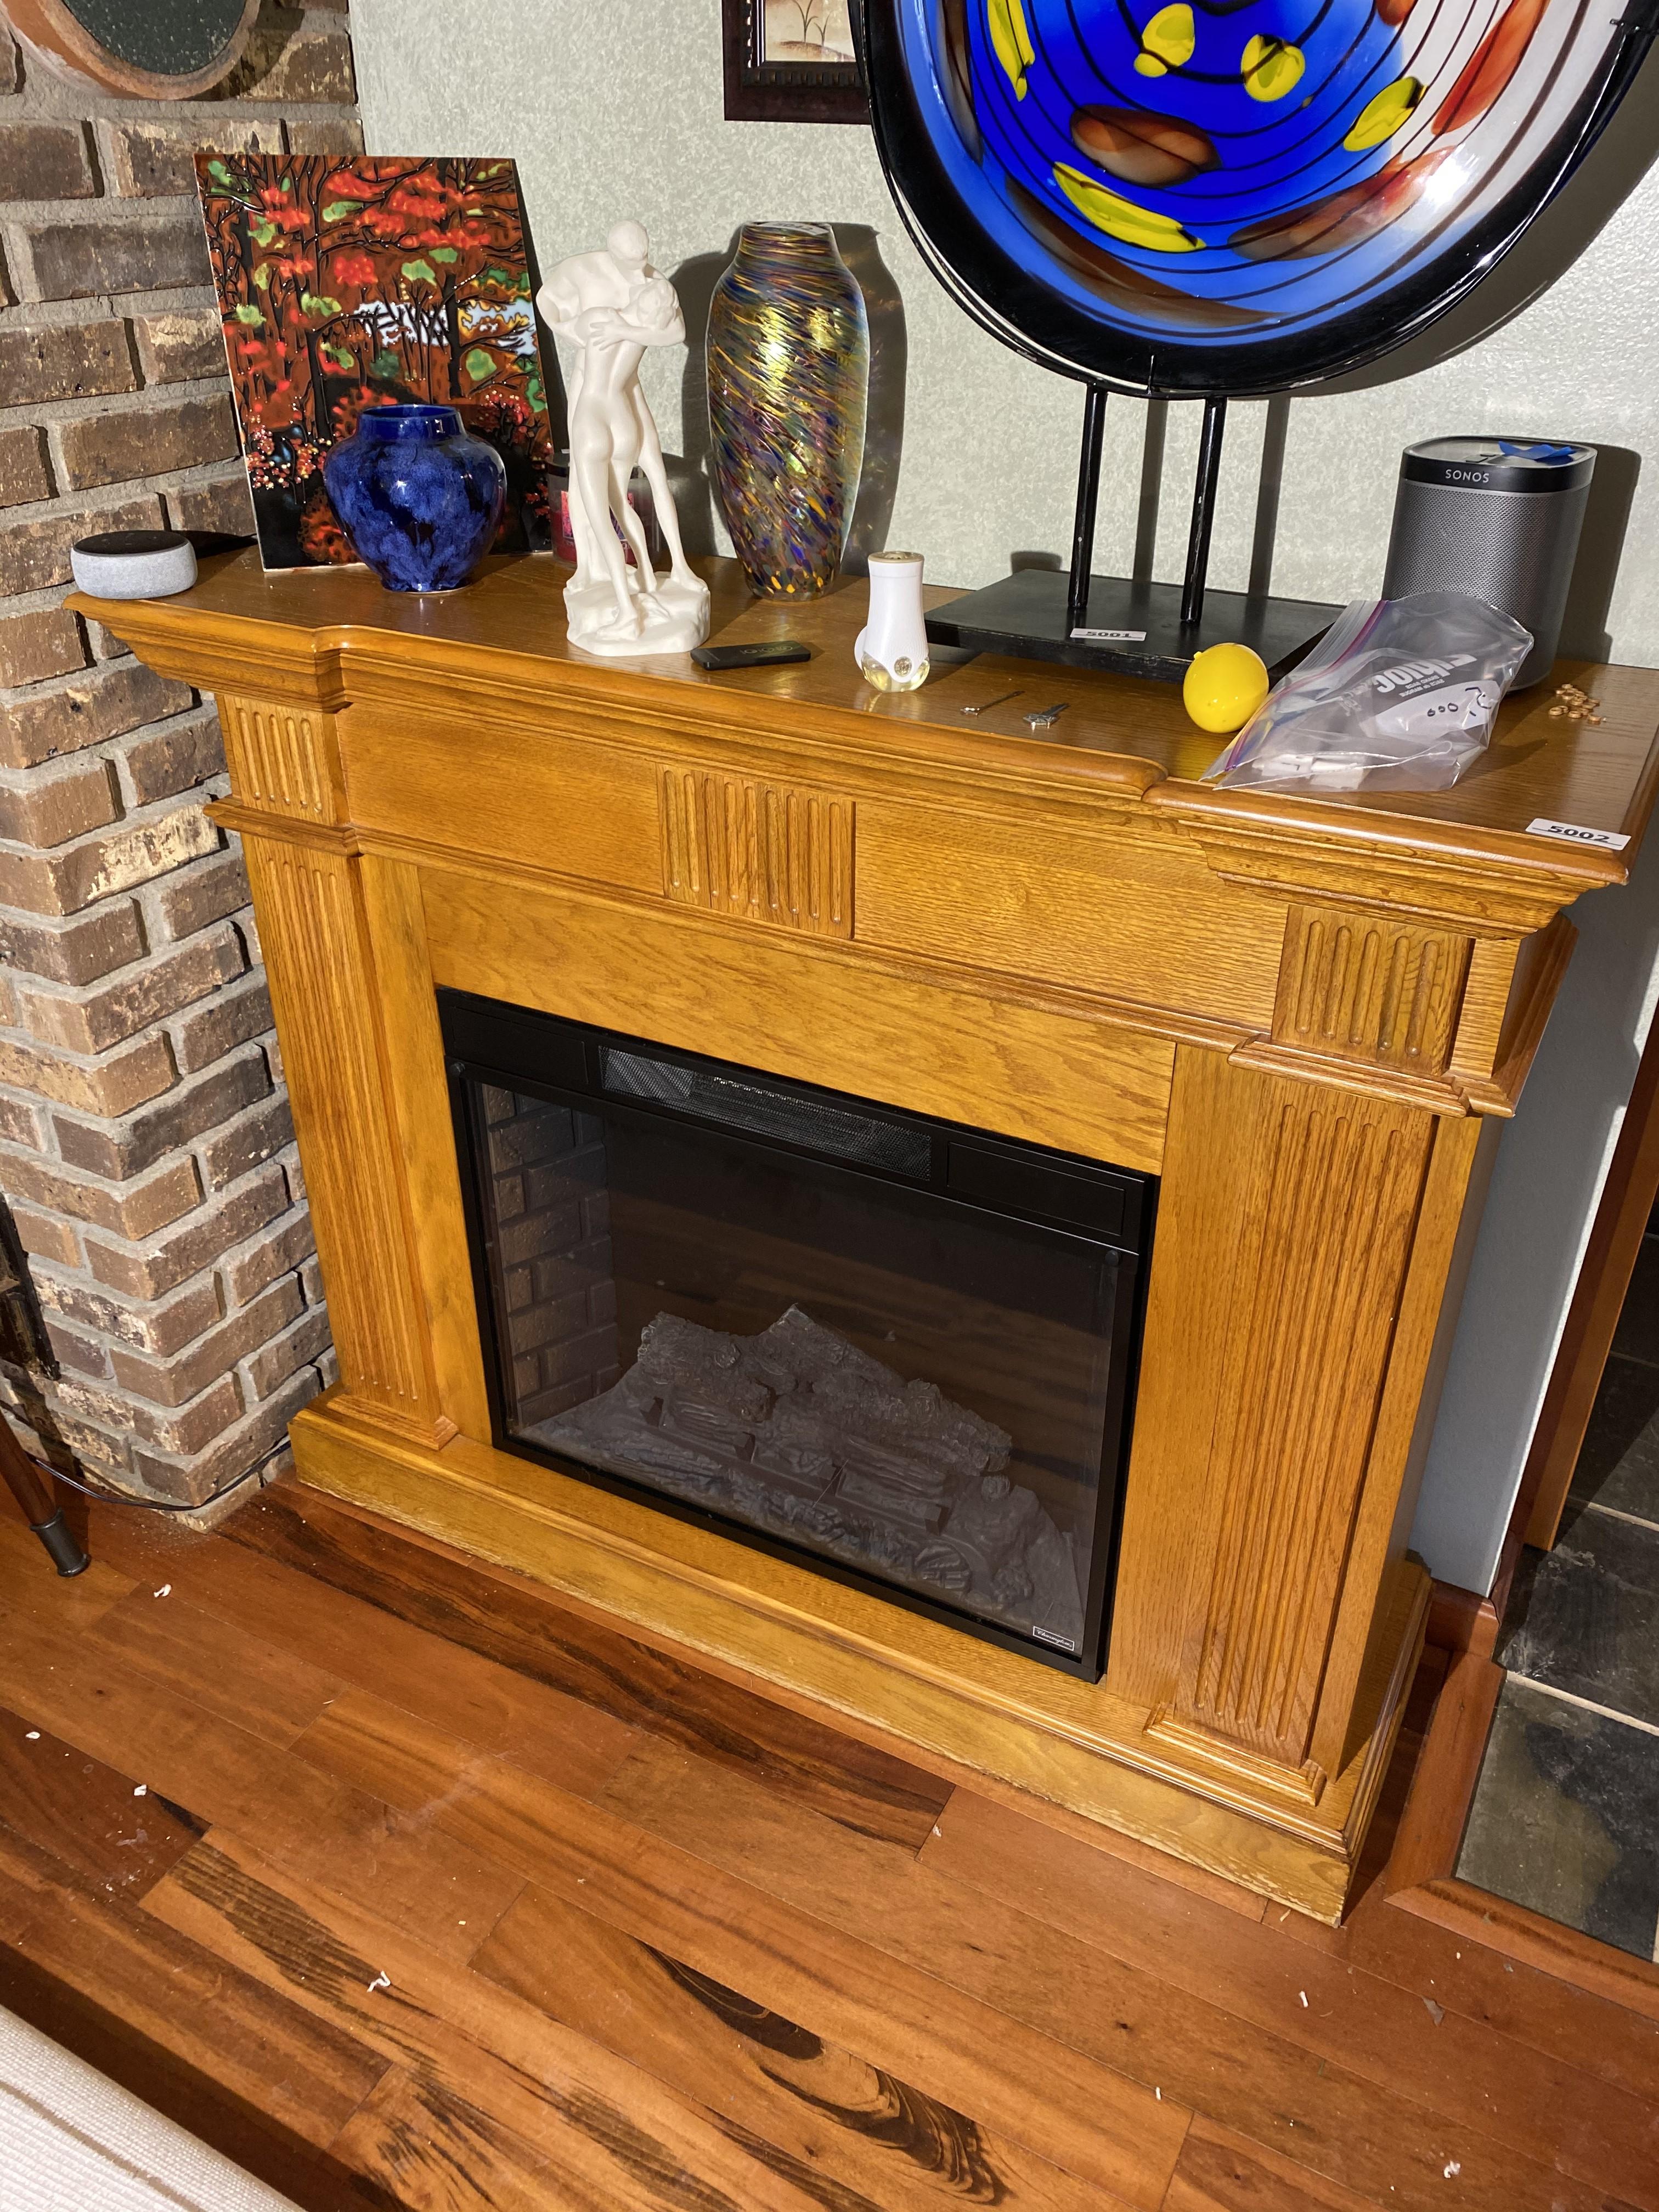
[659,765,853,938]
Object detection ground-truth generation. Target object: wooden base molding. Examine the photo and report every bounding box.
[71,552,1659,1920]
[1142,1712,1328,1807]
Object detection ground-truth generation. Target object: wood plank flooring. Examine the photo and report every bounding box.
[3,1477,1658,2212]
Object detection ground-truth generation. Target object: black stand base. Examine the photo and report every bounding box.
[31,1511,89,1577]
[927,569,1340,685]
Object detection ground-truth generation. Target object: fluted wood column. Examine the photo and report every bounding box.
[217,693,455,1452]
[1110,899,1485,1807]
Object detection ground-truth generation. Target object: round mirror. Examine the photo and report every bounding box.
[3,0,259,97]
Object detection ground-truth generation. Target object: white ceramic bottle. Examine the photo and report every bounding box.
[854,551,930,692]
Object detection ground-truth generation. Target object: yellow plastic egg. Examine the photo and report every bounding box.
[1183,642,1270,734]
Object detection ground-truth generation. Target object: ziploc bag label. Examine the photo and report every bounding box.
[1527,818,1629,850]
[1375,681,1495,738]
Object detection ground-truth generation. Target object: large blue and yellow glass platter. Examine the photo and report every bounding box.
[861,0,1656,397]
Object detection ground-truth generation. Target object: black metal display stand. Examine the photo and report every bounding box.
[927,387,1339,684]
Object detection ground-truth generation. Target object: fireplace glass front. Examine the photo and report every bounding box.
[442,991,1154,1679]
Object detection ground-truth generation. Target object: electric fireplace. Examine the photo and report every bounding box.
[89,551,1622,1913]
[442,990,1153,1679]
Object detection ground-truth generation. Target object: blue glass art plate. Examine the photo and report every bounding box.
[859,0,1657,394]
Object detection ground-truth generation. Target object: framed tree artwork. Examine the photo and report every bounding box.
[196,153,555,569]
[722,0,866,123]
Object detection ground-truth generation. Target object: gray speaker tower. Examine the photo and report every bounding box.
[1382,439,1595,689]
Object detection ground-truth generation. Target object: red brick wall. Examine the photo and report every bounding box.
[0,3,360,1505]
[482,1086,620,1429]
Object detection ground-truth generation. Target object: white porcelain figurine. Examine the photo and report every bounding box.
[854,551,930,692]
[539,222,710,657]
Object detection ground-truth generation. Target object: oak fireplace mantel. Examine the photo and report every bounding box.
[75,550,1659,1921]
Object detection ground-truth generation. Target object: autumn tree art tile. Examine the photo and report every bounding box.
[196,154,555,569]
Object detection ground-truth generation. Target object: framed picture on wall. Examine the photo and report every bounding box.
[722,0,867,123]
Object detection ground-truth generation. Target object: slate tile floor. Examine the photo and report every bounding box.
[1458,1236,1659,1958]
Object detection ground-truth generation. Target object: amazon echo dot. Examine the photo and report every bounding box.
[70,529,197,600]
[1381,438,1595,689]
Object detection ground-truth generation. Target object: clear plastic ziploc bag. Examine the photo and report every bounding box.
[1204,594,1533,794]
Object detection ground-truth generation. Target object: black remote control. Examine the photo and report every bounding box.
[691,640,811,670]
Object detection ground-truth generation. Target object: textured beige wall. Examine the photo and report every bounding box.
[353,0,1659,658]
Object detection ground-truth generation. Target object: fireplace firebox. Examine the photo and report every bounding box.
[442,990,1153,1679]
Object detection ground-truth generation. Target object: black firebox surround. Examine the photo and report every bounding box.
[440,988,1156,1683]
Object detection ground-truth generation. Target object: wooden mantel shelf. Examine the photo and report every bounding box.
[71,549,1659,1921]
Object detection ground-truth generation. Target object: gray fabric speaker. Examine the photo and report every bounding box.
[1381,438,1595,689]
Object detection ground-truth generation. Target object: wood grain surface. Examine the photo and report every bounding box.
[420,857,1179,1175]
[241,834,451,1449]
[5,1476,1659,2212]
[70,550,1659,861]
[219,1486,955,1849]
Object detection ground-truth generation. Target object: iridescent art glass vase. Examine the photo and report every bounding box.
[707,224,869,598]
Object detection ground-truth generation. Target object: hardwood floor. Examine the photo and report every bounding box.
[3,1479,1658,2212]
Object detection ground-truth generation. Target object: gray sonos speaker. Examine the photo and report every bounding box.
[1381,438,1595,688]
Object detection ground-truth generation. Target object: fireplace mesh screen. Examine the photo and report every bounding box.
[444,993,1151,1679]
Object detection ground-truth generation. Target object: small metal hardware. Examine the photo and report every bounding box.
[1024,702,1070,729]
[960,689,1023,715]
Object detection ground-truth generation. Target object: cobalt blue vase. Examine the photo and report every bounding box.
[323,404,506,592]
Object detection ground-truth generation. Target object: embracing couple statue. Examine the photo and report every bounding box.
[538,221,710,657]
